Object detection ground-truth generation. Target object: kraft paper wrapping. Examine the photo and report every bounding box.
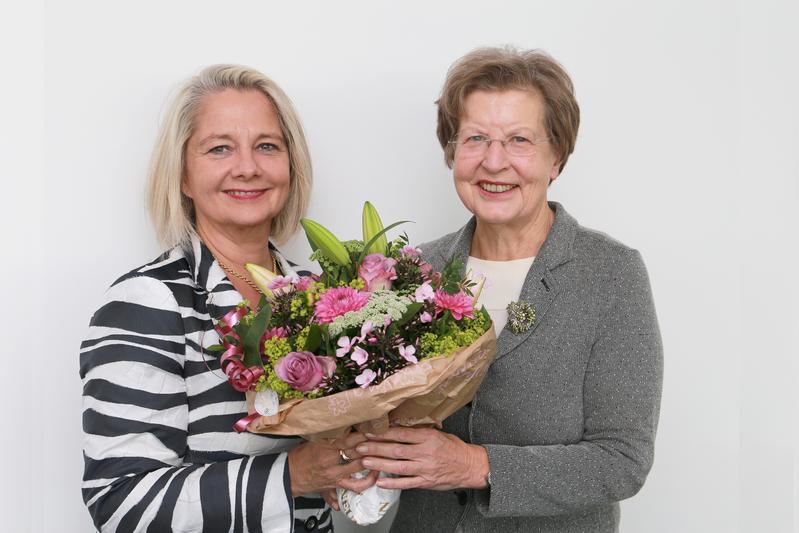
[245,327,497,443]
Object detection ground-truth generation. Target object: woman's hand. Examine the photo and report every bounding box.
[356,427,490,491]
[287,431,379,498]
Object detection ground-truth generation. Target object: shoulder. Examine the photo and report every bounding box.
[569,223,650,293]
[418,219,473,271]
[96,246,193,318]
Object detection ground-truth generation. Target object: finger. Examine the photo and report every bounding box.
[365,426,431,444]
[338,472,378,493]
[356,441,418,460]
[321,488,340,512]
[332,458,370,478]
[340,431,369,449]
[364,469,380,485]
[360,457,416,476]
[376,475,425,490]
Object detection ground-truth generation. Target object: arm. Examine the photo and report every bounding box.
[475,249,663,517]
[358,250,662,517]
[81,275,289,532]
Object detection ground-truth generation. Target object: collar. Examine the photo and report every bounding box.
[182,233,297,295]
[441,201,578,274]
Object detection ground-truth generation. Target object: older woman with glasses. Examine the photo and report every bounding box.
[356,47,663,533]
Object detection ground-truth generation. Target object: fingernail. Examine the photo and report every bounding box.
[356,445,367,454]
[362,459,374,468]
[365,433,376,438]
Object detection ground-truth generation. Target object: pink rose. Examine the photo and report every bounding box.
[275,351,336,392]
[358,253,397,291]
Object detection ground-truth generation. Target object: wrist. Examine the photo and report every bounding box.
[467,444,491,489]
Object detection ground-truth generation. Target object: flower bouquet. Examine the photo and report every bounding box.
[209,202,496,524]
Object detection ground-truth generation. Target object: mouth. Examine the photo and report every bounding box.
[224,189,267,200]
[478,181,518,194]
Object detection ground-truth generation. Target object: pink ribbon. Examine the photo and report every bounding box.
[213,305,268,432]
[233,412,261,433]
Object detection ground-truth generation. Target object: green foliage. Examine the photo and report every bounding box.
[303,324,323,352]
[439,257,465,294]
[263,337,291,365]
[419,311,490,358]
[243,305,272,367]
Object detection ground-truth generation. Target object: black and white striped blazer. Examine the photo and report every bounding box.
[80,236,331,533]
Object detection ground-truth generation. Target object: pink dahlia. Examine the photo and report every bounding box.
[263,326,289,341]
[314,286,370,324]
[434,289,475,320]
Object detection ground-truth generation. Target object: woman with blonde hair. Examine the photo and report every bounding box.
[80,64,373,533]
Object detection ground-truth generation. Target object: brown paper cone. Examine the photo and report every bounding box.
[245,327,497,442]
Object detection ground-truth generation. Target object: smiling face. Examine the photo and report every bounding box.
[453,89,561,230]
[182,89,290,238]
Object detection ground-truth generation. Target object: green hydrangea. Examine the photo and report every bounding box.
[256,371,305,400]
[328,290,409,336]
[290,295,311,320]
[293,326,310,351]
[342,240,365,257]
[419,312,490,358]
[263,337,291,365]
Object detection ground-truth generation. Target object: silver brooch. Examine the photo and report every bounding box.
[506,301,536,334]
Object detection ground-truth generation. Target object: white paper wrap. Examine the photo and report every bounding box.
[337,471,400,525]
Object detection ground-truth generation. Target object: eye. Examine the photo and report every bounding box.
[207,145,230,154]
[464,134,488,144]
[257,142,281,152]
[509,135,533,145]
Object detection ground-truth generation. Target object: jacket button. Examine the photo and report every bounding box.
[304,516,318,530]
[455,490,467,505]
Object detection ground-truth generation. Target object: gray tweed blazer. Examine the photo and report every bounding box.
[390,202,663,533]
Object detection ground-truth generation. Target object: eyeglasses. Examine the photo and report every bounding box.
[448,133,549,158]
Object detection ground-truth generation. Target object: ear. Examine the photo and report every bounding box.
[548,161,561,185]
[180,174,192,198]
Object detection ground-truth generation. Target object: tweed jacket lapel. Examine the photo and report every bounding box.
[439,202,578,361]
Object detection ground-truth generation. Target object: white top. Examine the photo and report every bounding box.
[466,255,535,334]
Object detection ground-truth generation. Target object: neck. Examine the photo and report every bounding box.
[470,203,554,261]
[195,216,274,271]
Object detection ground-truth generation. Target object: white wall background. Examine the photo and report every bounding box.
[2,1,797,532]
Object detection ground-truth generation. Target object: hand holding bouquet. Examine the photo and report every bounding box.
[209,202,496,524]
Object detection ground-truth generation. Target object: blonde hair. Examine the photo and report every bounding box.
[146,64,312,247]
[437,47,580,173]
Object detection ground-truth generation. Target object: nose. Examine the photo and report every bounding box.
[480,139,510,173]
[233,148,259,179]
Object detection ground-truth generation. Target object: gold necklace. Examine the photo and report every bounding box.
[216,252,278,294]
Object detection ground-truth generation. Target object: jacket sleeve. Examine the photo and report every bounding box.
[80,275,294,533]
[474,249,663,517]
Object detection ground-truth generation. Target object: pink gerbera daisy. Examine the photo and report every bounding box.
[314,286,370,324]
[434,289,475,320]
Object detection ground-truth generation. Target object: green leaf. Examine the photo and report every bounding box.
[206,344,225,353]
[357,220,412,265]
[394,302,423,328]
[362,201,388,255]
[304,324,323,352]
[243,305,272,367]
[300,218,351,267]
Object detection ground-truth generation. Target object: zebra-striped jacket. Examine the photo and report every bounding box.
[80,236,331,533]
